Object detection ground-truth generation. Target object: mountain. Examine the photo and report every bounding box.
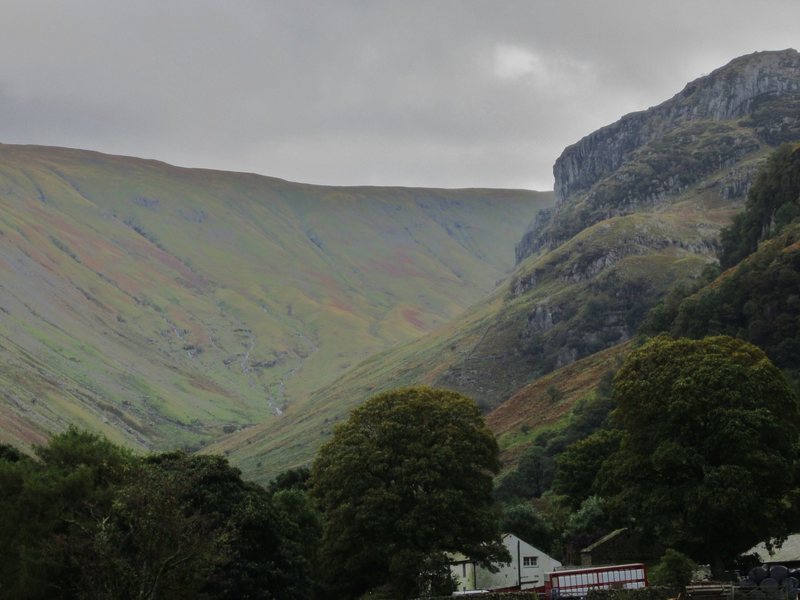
[219,49,800,480]
[0,143,553,452]
[494,140,800,499]
[516,48,800,260]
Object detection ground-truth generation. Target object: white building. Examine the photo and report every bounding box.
[450,533,562,592]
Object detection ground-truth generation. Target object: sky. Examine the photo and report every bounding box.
[0,1,798,191]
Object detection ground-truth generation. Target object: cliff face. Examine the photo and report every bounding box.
[516,50,800,264]
[553,49,800,203]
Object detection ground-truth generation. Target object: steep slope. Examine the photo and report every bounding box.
[0,143,553,451]
[493,143,800,494]
[517,48,800,257]
[223,49,800,480]
[665,144,800,379]
[486,341,632,469]
[671,221,800,378]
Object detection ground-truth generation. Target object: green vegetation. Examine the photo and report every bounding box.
[499,502,554,552]
[494,370,615,503]
[0,427,320,599]
[551,429,621,509]
[598,336,799,573]
[672,224,800,381]
[310,387,508,599]
[490,335,799,574]
[639,263,722,336]
[644,144,800,385]
[719,143,800,268]
[488,133,800,526]
[649,549,697,591]
[486,143,800,575]
[3,389,520,599]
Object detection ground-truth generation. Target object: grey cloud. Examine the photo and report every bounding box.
[0,0,798,189]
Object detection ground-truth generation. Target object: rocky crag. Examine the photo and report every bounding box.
[517,48,800,261]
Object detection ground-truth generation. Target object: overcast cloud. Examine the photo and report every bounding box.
[0,1,797,190]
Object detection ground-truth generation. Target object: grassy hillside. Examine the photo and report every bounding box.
[0,143,553,452]
[487,341,632,469]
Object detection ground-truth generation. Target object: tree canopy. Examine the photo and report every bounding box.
[0,427,319,600]
[670,223,800,383]
[596,336,800,573]
[494,373,616,504]
[310,386,507,599]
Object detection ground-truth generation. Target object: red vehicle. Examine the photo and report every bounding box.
[544,563,649,599]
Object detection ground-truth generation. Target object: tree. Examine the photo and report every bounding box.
[719,143,800,268]
[271,488,323,600]
[495,445,555,501]
[268,466,310,494]
[310,387,508,599]
[78,455,222,600]
[84,452,310,600]
[649,549,697,591]
[669,223,800,383]
[597,336,800,574]
[552,429,621,509]
[560,496,611,565]
[0,430,317,600]
[500,502,554,553]
[0,427,134,599]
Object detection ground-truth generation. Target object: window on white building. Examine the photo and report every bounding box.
[523,556,538,567]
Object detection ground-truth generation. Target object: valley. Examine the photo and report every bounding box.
[0,144,552,455]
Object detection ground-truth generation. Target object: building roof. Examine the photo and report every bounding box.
[747,534,800,563]
[581,528,628,553]
[449,533,558,564]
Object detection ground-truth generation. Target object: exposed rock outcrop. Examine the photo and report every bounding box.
[515,207,552,264]
[516,50,800,265]
[553,49,800,203]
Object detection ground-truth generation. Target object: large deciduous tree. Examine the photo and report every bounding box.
[310,387,507,599]
[597,336,800,574]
